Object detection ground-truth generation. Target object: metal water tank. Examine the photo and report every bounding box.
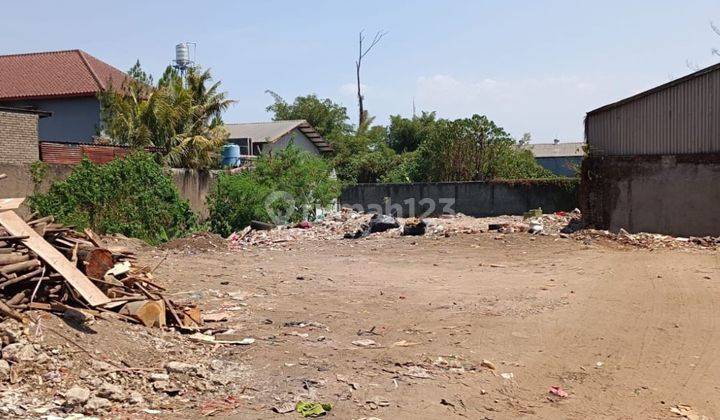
[221,144,241,167]
[175,43,190,69]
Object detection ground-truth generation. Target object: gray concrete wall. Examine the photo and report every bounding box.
[340,180,578,218]
[0,163,215,219]
[581,154,720,237]
[2,97,101,143]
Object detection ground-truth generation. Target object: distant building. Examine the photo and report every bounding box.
[224,120,332,158]
[0,49,128,143]
[527,140,584,177]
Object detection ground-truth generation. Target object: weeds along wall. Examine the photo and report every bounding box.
[0,163,217,220]
[2,163,579,221]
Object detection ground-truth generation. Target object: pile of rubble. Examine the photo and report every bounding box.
[574,228,720,250]
[226,206,719,251]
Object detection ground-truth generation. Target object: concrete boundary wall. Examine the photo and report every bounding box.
[581,154,720,237]
[0,163,216,218]
[340,180,578,218]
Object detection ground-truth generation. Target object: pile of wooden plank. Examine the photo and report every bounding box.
[0,174,200,329]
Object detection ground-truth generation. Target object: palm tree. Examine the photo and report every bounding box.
[99,64,234,169]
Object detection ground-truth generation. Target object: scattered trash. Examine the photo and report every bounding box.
[523,208,543,219]
[295,221,313,229]
[272,403,295,414]
[500,372,514,380]
[670,404,707,419]
[368,214,399,233]
[528,220,544,234]
[402,218,426,236]
[403,365,432,379]
[549,386,568,398]
[295,401,332,417]
[352,339,378,347]
[595,361,604,369]
[391,340,420,347]
[480,359,496,370]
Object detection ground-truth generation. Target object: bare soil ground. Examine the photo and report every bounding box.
[7,228,719,419]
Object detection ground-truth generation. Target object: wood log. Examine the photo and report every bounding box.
[119,300,166,328]
[0,236,29,242]
[0,253,30,266]
[0,268,43,289]
[28,216,54,226]
[7,291,26,306]
[78,248,114,279]
[0,211,109,307]
[0,300,27,323]
[32,222,47,236]
[0,259,41,275]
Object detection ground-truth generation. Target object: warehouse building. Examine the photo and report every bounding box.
[582,63,720,237]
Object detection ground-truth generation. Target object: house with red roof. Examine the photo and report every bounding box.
[0,49,128,143]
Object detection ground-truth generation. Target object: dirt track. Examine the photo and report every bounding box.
[143,232,719,419]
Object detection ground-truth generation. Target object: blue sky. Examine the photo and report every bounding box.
[4,0,720,141]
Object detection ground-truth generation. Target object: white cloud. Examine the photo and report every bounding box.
[414,74,600,141]
[339,82,367,97]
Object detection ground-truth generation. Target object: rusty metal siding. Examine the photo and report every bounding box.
[586,67,720,156]
[39,142,157,165]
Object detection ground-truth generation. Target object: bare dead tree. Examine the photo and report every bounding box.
[355,30,388,128]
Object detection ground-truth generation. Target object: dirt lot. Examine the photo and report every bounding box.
[6,226,719,419]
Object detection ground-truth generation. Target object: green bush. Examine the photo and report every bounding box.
[29,152,197,244]
[207,145,341,236]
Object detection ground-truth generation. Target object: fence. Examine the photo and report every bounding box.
[340,179,579,218]
[39,142,159,165]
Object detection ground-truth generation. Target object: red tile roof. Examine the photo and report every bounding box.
[0,49,128,101]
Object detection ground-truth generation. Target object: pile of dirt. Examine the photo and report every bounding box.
[161,232,226,252]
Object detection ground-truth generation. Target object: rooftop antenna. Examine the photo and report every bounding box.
[173,42,196,76]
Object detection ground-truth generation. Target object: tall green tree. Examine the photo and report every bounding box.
[387,111,437,153]
[99,63,233,169]
[265,91,353,142]
[412,115,554,181]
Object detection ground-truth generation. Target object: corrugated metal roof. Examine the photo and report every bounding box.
[224,120,333,152]
[0,50,129,101]
[586,62,720,156]
[527,142,585,158]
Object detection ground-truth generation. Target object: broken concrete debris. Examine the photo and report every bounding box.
[226,206,719,250]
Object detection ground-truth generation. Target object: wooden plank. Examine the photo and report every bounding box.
[0,211,110,306]
[0,198,25,211]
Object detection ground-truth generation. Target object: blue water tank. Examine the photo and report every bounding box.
[221,144,241,167]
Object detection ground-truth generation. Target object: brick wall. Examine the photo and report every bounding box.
[0,110,40,164]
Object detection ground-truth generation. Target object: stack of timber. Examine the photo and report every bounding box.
[0,175,200,329]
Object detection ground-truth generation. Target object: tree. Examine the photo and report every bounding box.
[387,112,437,153]
[207,145,341,235]
[99,63,233,169]
[355,30,387,127]
[265,91,353,142]
[408,115,554,182]
[331,126,398,184]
